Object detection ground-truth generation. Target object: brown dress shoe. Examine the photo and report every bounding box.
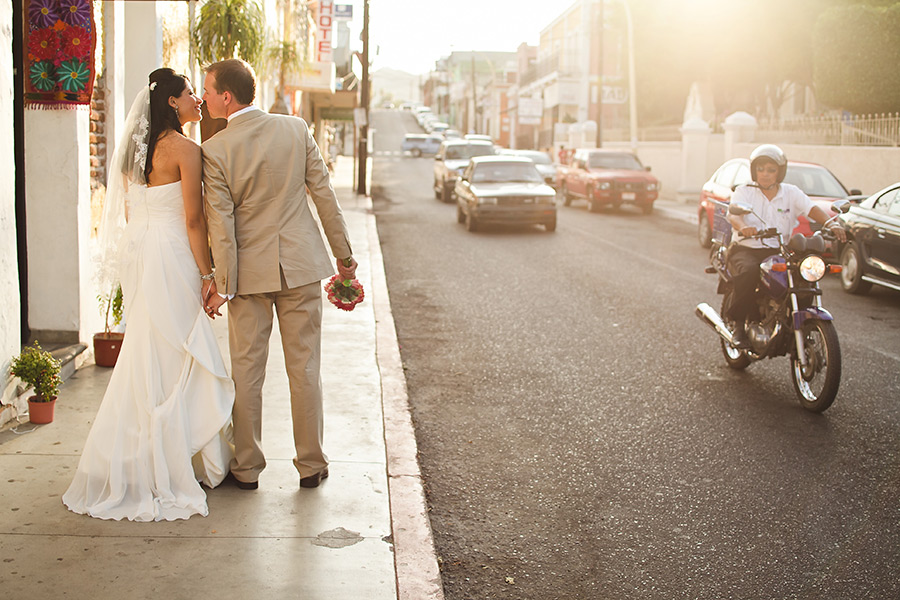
[225,472,258,490]
[300,467,329,488]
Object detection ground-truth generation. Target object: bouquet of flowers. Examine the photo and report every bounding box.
[324,274,365,311]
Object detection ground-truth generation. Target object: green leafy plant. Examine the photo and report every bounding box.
[97,284,124,335]
[10,342,62,402]
[192,0,266,68]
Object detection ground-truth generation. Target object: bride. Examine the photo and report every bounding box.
[63,68,235,521]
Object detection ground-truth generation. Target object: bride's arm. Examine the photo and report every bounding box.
[179,140,214,295]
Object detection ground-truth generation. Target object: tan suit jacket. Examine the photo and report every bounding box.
[202,109,352,296]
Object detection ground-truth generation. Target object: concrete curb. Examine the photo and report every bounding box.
[365,198,445,600]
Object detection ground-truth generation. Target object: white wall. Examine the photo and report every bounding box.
[124,1,163,108]
[1,0,21,407]
[24,109,94,342]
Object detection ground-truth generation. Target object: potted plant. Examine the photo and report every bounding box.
[9,341,62,424]
[93,284,124,367]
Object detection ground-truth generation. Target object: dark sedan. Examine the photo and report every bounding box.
[838,182,900,294]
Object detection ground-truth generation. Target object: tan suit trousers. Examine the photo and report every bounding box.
[227,272,326,482]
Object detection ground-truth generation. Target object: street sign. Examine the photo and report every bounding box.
[602,85,627,104]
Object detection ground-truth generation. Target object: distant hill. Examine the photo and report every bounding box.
[372,67,421,106]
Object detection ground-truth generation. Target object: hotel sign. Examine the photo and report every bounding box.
[317,0,334,63]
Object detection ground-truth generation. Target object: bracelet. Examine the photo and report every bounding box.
[200,272,215,281]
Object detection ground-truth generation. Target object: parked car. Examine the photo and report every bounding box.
[428,121,450,135]
[401,134,443,157]
[697,158,863,249]
[433,139,495,202]
[498,149,557,188]
[455,156,558,232]
[557,149,659,214]
[837,182,900,294]
[444,129,462,139]
[464,134,494,144]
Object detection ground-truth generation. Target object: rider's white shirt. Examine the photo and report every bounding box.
[732,183,814,249]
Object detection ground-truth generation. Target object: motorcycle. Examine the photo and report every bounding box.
[695,199,851,412]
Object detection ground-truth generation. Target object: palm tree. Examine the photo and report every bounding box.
[266,40,304,114]
[193,0,265,67]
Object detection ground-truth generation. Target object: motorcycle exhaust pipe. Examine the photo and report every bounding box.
[695,303,735,345]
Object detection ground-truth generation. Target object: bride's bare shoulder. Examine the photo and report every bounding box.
[159,131,200,160]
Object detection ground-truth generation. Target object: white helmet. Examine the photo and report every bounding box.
[750,144,787,183]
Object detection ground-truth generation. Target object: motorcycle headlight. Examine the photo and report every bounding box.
[799,255,826,282]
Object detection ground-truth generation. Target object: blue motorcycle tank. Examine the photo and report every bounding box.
[759,256,789,297]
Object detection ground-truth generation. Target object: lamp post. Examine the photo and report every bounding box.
[622,0,638,152]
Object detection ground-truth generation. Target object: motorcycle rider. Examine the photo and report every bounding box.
[725,144,846,348]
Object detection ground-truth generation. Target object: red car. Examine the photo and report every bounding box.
[558,149,660,214]
[697,158,861,248]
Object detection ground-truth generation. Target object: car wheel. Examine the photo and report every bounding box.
[411,148,422,158]
[642,203,654,215]
[561,183,572,207]
[587,188,601,213]
[840,242,872,294]
[544,215,557,233]
[465,211,478,232]
[698,211,712,248]
[456,204,465,224]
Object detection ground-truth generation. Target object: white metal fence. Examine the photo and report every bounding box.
[756,113,900,147]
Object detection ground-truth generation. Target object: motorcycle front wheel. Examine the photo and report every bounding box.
[790,319,841,413]
[720,294,750,370]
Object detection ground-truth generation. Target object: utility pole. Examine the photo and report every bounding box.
[471,53,476,134]
[357,0,370,195]
[596,0,604,148]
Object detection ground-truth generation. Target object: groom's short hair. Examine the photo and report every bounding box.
[206,59,256,105]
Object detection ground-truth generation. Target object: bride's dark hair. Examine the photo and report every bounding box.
[146,68,188,181]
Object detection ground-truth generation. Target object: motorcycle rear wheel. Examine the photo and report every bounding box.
[790,319,841,413]
[720,294,750,370]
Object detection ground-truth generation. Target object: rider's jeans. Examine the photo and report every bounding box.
[725,245,777,323]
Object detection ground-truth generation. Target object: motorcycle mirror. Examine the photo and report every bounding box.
[831,199,851,214]
[728,202,753,216]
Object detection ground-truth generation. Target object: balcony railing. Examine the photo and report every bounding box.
[756,112,900,147]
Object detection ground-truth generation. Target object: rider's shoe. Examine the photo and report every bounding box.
[731,326,751,349]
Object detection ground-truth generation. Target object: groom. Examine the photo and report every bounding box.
[201,58,356,490]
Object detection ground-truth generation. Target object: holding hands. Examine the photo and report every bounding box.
[202,277,225,319]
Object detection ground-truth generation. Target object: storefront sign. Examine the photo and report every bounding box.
[335,4,353,20]
[289,61,336,93]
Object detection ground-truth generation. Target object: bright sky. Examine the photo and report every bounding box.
[343,0,574,75]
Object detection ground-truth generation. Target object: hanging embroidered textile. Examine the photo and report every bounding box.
[24,0,96,108]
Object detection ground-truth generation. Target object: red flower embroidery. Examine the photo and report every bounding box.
[61,25,91,58]
[28,28,59,61]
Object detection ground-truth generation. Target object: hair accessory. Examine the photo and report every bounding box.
[149,82,157,91]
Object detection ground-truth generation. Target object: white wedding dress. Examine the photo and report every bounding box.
[63,181,235,522]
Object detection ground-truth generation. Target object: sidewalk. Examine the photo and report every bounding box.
[654,196,698,225]
[0,158,443,600]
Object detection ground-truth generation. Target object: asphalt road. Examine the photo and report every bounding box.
[370,109,900,600]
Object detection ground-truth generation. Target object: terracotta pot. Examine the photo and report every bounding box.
[28,396,56,424]
[93,332,125,367]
